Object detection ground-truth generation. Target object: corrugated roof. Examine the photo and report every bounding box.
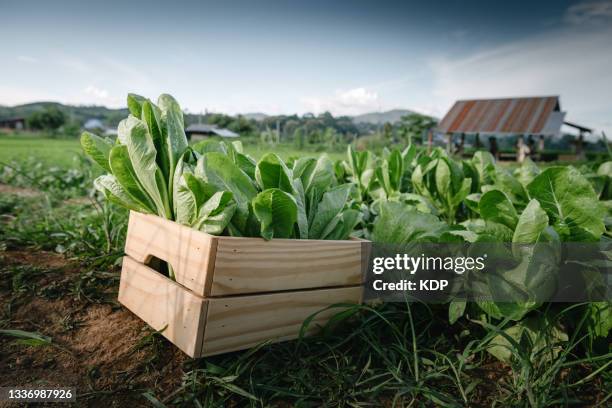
[186,124,218,133]
[437,96,561,135]
[211,128,239,138]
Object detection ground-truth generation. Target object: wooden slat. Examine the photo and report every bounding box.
[201,285,363,356]
[118,256,207,357]
[211,236,365,295]
[124,211,217,296]
[125,211,368,297]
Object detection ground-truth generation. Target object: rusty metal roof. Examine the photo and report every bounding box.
[437,96,561,135]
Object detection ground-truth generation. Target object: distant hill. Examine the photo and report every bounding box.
[352,109,416,124]
[1,102,425,130]
[0,102,128,127]
[242,112,269,121]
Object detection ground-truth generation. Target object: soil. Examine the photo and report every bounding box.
[0,184,41,198]
[0,250,186,407]
[0,248,606,407]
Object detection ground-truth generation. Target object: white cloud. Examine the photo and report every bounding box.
[301,87,380,115]
[17,55,38,64]
[428,26,612,136]
[84,85,109,99]
[565,0,612,25]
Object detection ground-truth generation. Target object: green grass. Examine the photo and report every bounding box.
[0,134,83,167]
[0,133,346,166]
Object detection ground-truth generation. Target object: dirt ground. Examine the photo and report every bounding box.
[0,185,41,198]
[0,250,186,407]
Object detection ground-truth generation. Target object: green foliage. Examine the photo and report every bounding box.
[252,188,298,239]
[26,106,66,132]
[2,124,611,405]
[527,166,605,241]
[335,140,610,347]
[54,93,612,379]
[81,94,359,243]
[0,329,53,347]
[411,149,471,223]
[397,112,437,145]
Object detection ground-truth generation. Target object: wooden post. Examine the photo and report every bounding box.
[446,133,453,154]
[458,133,465,157]
[576,132,585,159]
[427,129,433,154]
[517,136,525,163]
[489,136,499,160]
[538,135,544,161]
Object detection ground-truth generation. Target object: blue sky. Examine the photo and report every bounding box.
[1,0,611,134]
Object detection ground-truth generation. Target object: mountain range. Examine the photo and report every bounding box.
[242,109,418,124]
[0,103,420,126]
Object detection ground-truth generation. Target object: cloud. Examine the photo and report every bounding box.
[564,0,612,25]
[428,25,612,136]
[301,87,380,115]
[84,85,109,99]
[17,55,38,64]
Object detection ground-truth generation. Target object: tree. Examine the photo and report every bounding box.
[27,106,66,132]
[383,122,394,142]
[206,113,233,128]
[228,115,256,136]
[398,113,437,145]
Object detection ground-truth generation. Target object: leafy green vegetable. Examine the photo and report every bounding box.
[117,115,171,218]
[527,166,605,241]
[80,132,113,172]
[309,184,352,239]
[196,152,258,232]
[479,190,518,230]
[83,93,360,243]
[372,201,448,244]
[253,188,298,239]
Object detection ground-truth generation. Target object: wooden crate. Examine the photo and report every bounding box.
[124,211,368,296]
[118,211,368,357]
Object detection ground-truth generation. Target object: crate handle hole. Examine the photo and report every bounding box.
[144,255,174,278]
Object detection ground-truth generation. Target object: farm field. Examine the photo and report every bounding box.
[0,134,84,167]
[1,128,611,407]
[0,134,345,167]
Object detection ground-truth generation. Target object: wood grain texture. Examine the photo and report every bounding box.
[124,211,217,296]
[118,256,364,358]
[124,212,369,297]
[118,256,207,357]
[211,236,365,295]
[201,285,363,356]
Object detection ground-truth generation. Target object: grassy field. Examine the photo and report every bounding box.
[0,133,345,167]
[0,134,84,167]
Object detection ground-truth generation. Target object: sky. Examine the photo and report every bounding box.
[1,0,612,135]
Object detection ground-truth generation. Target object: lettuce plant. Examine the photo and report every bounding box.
[81,93,360,242]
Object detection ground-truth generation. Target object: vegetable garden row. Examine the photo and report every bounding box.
[79,94,610,365]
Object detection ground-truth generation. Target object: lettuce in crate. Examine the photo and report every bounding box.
[81,93,360,242]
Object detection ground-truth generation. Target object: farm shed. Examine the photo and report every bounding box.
[185,124,239,141]
[0,117,26,131]
[434,96,591,161]
[83,118,118,137]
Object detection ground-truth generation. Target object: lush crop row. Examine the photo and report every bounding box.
[81,94,611,363]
